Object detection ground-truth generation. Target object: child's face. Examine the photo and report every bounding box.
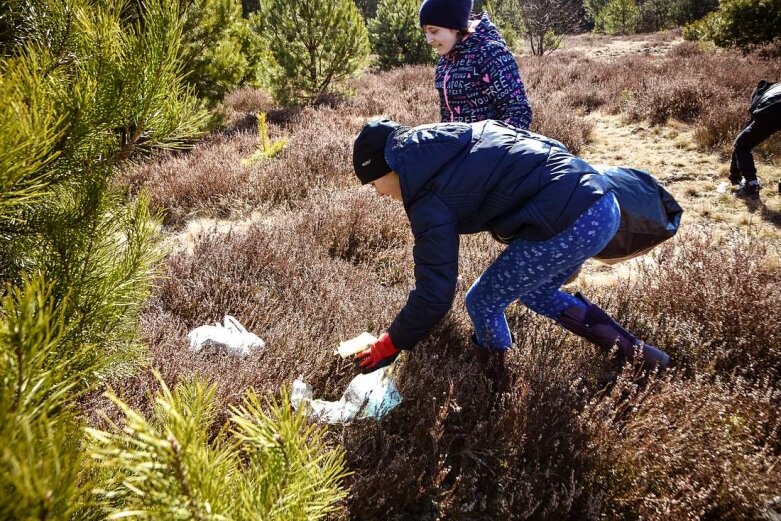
[371,172,402,202]
[423,25,458,56]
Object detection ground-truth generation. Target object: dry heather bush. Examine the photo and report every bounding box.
[667,40,706,57]
[117,104,359,228]
[216,87,276,128]
[694,97,748,152]
[622,52,780,149]
[114,218,408,419]
[258,106,357,195]
[531,94,594,154]
[342,315,608,520]
[522,54,610,110]
[611,230,781,382]
[752,39,781,60]
[522,47,781,155]
[627,75,706,125]
[346,66,440,124]
[292,188,413,286]
[117,131,262,227]
[583,373,781,520]
[521,54,646,117]
[223,86,274,114]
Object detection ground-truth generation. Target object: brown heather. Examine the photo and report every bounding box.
[519,46,781,154]
[103,44,781,519]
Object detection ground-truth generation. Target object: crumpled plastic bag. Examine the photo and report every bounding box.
[291,365,402,423]
[187,315,265,357]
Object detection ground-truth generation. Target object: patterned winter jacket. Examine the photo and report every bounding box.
[434,14,532,130]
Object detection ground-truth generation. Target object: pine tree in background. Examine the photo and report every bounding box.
[369,0,434,70]
[713,0,781,49]
[175,0,271,106]
[484,0,524,51]
[670,0,718,26]
[682,0,780,48]
[595,0,640,34]
[584,0,610,26]
[263,0,370,104]
[88,376,348,519]
[354,0,380,19]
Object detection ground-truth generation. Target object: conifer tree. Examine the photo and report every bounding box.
[1,0,208,515]
[2,2,349,517]
[0,275,100,520]
[595,0,640,34]
[88,376,348,519]
[713,0,781,49]
[368,0,434,70]
[263,0,370,104]
[584,0,610,25]
[175,0,270,106]
[484,0,524,51]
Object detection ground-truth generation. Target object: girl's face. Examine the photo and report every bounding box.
[371,172,402,202]
[423,25,459,55]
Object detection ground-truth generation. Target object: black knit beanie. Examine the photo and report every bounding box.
[419,0,473,31]
[353,119,400,185]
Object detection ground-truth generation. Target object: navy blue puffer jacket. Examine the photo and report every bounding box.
[384,121,608,350]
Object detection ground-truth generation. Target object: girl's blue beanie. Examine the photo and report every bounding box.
[419,0,473,31]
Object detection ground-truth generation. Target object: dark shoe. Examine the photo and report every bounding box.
[733,181,760,201]
[557,293,670,372]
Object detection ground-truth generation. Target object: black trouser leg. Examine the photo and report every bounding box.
[733,117,781,184]
[730,120,752,184]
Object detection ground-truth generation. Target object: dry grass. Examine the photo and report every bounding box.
[101,33,781,520]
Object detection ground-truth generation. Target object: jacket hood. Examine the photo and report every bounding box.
[447,13,506,58]
[384,123,474,203]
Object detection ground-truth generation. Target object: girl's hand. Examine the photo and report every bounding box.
[354,332,399,373]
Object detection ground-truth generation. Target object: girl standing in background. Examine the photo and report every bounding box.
[420,0,532,130]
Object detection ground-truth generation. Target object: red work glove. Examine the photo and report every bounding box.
[354,332,399,374]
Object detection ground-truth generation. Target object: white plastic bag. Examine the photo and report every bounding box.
[187,315,265,357]
[291,365,402,424]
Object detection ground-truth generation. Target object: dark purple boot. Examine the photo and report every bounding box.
[557,293,670,371]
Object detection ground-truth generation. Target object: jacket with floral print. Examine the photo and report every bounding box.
[434,14,532,130]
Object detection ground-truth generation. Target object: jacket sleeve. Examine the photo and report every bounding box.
[479,43,532,130]
[388,194,459,350]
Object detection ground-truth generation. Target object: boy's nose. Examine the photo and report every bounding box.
[425,34,434,44]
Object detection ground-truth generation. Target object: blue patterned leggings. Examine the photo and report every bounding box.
[465,193,620,351]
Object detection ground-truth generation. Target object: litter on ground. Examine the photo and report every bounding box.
[187,315,265,357]
[291,364,402,423]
